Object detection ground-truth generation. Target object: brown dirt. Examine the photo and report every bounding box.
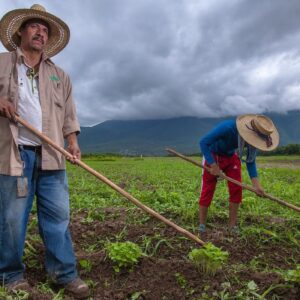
[258,159,300,169]
[18,208,300,299]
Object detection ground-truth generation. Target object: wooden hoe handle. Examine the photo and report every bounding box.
[166,148,300,213]
[15,116,205,246]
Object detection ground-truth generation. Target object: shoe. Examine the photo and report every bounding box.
[5,279,30,291]
[198,224,206,233]
[63,277,90,299]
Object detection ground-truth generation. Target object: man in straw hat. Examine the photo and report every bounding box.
[198,114,279,234]
[0,4,89,298]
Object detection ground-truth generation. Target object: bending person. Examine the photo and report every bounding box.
[198,114,279,234]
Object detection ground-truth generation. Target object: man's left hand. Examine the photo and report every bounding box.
[66,133,81,164]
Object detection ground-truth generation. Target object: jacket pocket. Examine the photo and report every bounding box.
[0,75,11,96]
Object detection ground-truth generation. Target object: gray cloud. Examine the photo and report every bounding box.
[1,0,300,125]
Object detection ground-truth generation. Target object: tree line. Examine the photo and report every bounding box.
[260,144,300,156]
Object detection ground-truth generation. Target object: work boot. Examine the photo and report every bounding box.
[63,277,90,299]
[5,279,30,292]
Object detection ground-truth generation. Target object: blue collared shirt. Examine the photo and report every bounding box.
[199,119,258,178]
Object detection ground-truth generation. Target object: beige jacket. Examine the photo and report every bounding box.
[0,48,80,176]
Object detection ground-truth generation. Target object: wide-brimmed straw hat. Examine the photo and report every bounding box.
[0,4,70,57]
[236,114,279,151]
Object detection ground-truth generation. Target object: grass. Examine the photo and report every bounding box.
[68,155,300,225]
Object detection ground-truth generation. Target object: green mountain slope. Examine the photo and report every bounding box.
[78,111,300,155]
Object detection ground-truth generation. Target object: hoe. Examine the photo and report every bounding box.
[166,148,300,213]
[16,116,202,244]
[15,116,231,274]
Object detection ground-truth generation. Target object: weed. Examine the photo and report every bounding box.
[213,280,290,300]
[37,281,55,295]
[283,264,300,284]
[129,290,147,299]
[23,240,39,269]
[52,289,64,300]
[175,272,187,289]
[0,286,30,300]
[141,234,174,256]
[79,259,93,273]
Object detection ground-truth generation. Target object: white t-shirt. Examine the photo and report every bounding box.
[17,63,42,146]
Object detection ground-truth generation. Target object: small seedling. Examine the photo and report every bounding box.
[37,281,55,295]
[284,264,300,284]
[175,272,187,289]
[105,241,143,272]
[188,242,228,276]
[79,259,93,273]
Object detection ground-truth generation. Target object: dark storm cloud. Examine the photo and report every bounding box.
[1,0,300,125]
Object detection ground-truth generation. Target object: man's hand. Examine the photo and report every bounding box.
[0,97,17,121]
[66,133,81,164]
[251,177,265,196]
[208,162,221,176]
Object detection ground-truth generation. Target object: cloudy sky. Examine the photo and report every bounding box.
[1,0,300,126]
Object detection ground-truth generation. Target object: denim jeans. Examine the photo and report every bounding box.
[0,147,77,284]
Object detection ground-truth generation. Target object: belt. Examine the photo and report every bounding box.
[18,145,42,153]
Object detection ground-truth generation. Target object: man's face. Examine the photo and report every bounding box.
[19,19,49,52]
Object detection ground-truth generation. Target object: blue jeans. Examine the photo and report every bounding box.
[0,148,77,284]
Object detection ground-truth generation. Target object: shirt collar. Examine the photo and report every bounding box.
[16,47,54,66]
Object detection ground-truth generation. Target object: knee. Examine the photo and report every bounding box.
[199,197,212,207]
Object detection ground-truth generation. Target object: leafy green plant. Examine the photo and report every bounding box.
[105,241,143,272]
[284,264,300,283]
[175,272,187,289]
[79,259,93,273]
[188,243,228,276]
[0,287,30,300]
[141,234,174,256]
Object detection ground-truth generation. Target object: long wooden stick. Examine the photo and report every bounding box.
[166,148,300,213]
[16,117,205,246]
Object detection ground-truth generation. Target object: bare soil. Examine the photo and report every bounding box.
[19,208,300,299]
[258,159,300,169]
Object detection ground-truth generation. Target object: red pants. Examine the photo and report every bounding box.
[199,153,242,207]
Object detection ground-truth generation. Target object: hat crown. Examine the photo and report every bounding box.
[0,4,70,57]
[30,4,46,12]
[253,116,274,135]
[236,114,280,152]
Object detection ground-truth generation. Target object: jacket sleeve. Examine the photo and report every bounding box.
[62,73,80,137]
[199,123,230,164]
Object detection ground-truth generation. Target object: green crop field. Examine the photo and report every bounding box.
[4,155,300,299]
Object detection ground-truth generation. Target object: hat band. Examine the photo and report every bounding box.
[246,119,273,148]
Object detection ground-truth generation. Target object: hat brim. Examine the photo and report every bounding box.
[0,8,70,57]
[236,114,280,151]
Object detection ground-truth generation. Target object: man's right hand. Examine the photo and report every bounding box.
[208,162,221,176]
[0,97,17,121]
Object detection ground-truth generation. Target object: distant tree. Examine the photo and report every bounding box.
[260,144,300,156]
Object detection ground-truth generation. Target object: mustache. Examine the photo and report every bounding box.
[32,35,44,44]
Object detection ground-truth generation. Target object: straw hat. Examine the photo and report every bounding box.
[236,114,279,151]
[0,4,70,57]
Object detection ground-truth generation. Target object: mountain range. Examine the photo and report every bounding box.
[78,110,300,156]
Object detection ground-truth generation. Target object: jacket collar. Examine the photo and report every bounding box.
[15,47,54,66]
